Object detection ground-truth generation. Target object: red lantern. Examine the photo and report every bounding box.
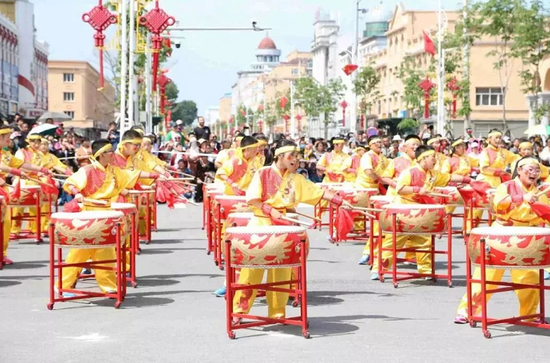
[295,114,302,131]
[340,100,348,127]
[342,64,358,76]
[82,1,117,90]
[447,77,460,119]
[280,96,288,109]
[157,71,171,114]
[418,77,436,119]
[257,104,264,112]
[282,114,290,133]
[360,114,365,130]
[139,1,176,91]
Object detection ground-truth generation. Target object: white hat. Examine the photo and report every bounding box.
[176,120,183,126]
[392,135,402,141]
[471,141,479,148]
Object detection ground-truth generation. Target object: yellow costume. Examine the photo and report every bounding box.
[0,150,24,257]
[317,151,352,183]
[457,178,545,318]
[233,164,324,318]
[478,145,518,187]
[216,149,257,196]
[382,154,415,197]
[40,150,71,231]
[60,161,141,293]
[355,150,389,189]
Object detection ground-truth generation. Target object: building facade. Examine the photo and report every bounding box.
[0,0,49,119]
[48,60,115,138]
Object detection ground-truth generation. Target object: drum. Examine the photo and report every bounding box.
[318,183,344,191]
[380,204,447,234]
[50,211,125,248]
[10,185,41,206]
[370,196,394,210]
[333,186,378,208]
[226,212,299,227]
[468,227,550,269]
[433,186,463,205]
[213,195,250,220]
[111,203,137,234]
[225,226,308,268]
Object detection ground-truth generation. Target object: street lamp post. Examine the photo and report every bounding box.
[351,1,368,135]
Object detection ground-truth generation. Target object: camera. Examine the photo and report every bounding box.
[252,20,257,29]
[174,40,181,49]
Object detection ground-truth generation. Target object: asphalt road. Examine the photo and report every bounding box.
[1,204,549,363]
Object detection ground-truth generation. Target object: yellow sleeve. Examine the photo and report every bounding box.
[381,159,395,179]
[493,183,511,212]
[317,153,327,168]
[8,154,24,169]
[151,153,167,168]
[52,155,68,171]
[135,150,158,172]
[506,150,519,165]
[479,150,490,169]
[112,166,141,190]
[541,165,549,180]
[216,150,229,166]
[294,174,324,205]
[395,169,412,193]
[342,155,352,170]
[441,158,451,174]
[361,153,374,170]
[217,158,235,178]
[63,168,88,193]
[245,168,262,203]
[434,170,451,187]
[467,155,479,168]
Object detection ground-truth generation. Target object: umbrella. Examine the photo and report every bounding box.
[38,111,72,123]
[28,123,58,137]
[524,124,550,136]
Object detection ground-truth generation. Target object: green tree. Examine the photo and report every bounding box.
[171,100,197,126]
[353,65,381,117]
[294,77,346,139]
[396,56,428,119]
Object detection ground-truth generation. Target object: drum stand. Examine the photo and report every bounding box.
[213,202,225,270]
[313,200,329,231]
[328,203,370,244]
[205,191,214,255]
[130,191,154,245]
[47,222,127,309]
[463,199,493,240]
[0,204,4,270]
[224,238,310,339]
[151,190,158,232]
[466,237,550,338]
[377,211,454,288]
[9,191,51,244]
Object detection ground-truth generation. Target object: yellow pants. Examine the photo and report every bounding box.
[60,248,118,293]
[465,209,484,233]
[12,206,37,234]
[457,267,540,317]
[3,206,11,257]
[362,220,378,256]
[373,233,432,274]
[233,268,292,318]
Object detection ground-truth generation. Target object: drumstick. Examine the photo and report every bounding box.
[536,185,550,198]
[293,211,322,222]
[166,177,195,182]
[352,206,383,213]
[171,171,195,179]
[53,178,66,183]
[26,177,52,187]
[282,216,313,227]
[83,198,108,206]
[428,192,450,198]
[52,173,69,178]
[356,210,376,219]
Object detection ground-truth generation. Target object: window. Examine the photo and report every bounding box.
[64,111,74,118]
[63,73,74,83]
[63,92,74,102]
[292,68,299,75]
[476,88,503,106]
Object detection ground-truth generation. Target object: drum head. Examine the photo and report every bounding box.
[226,226,306,234]
[52,211,124,220]
[471,226,550,236]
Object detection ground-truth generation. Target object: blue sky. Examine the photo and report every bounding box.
[33,0,465,116]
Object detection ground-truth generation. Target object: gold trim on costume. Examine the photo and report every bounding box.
[488,131,502,138]
[274,145,298,157]
[93,144,113,159]
[519,141,533,149]
[417,150,435,160]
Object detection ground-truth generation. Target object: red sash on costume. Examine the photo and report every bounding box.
[259,167,282,202]
[393,157,412,178]
[80,165,107,197]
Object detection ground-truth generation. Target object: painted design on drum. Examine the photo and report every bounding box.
[380,208,446,233]
[230,232,308,267]
[55,218,119,247]
[468,234,550,268]
[433,187,462,205]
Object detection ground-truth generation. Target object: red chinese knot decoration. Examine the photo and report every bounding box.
[82,0,117,90]
[139,1,176,92]
[340,100,348,127]
[280,96,288,109]
[282,114,290,132]
[446,77,460,119]
[295,114,302,131]
[157,71,171,114]
[418,77,436,119]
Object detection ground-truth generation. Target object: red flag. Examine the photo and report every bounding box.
[416,195,437,204]
[336,209,357,239]
[11,179,21,200]
[62,199,82,213]
[279,96,288,109]
[423,31,436,56]
[500,173,512,183]
[530,202,550,225]
[42,175,59,197]
[470,181,491,196]
[342,64,358,76]
[156,182,176,209]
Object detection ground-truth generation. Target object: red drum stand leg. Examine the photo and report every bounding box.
[225,239,236,339]
[146,194,152,243]
[299,238,310,338]
[447,215,453,287]
[129,211,138,288]
[47,223,54,310]
[479,238,490,338]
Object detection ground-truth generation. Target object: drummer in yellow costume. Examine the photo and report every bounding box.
[345,144,366,183]
[0,125,48,265]
[60,139,162,296]
[216,136,258,196]
[231,140,351,323]
[12,134,52,235]
[38,138,73,234]
[371,145,471,280]
[316,137,352,183]
[355,136,389,265]
[215,133,243,170]
[253,135,268,169]
[455,156,547,324]
[381,135,421,197]
[510,140,549,182]
[426,136,448,172]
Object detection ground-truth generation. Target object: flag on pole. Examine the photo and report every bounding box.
[423,31,436,56]
[342,64,358,76]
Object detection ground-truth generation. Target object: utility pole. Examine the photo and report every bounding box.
[290,80,296,138]
[462,0,471,133]
[119,0,129,135]
[436,0,445,135]
[145,34,152,133]
[128,0,136,130]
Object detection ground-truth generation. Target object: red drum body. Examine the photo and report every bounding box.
[226,212,298,227]
[51,211,125,248]
[226,226,308,268]
[433,187,462,205]
[380,204,447,234]
[468,227,550,269]
[10,185,41,206]
[214,196,250,219]
[111,203,137,233]
[334,186,378,208]
[370,196,394,209]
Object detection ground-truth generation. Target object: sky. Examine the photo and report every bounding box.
[32,0,466,117]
